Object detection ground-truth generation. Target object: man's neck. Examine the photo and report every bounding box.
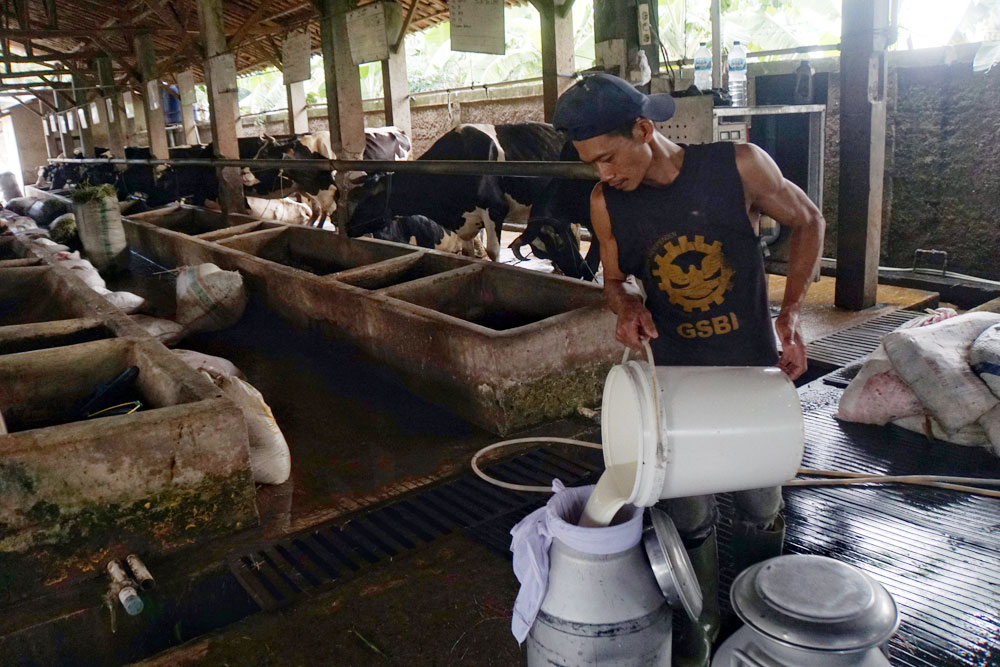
[641,134,685,187]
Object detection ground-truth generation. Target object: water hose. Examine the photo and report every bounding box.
[470,341,1000,500]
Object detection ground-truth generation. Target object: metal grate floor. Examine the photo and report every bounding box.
[806,309,924,370]
[737,382,1000,667]
[228,447,602,612]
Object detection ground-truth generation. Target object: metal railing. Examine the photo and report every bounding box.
[49,156,598,180]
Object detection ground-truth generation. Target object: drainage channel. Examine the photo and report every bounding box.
[228,446,603,612]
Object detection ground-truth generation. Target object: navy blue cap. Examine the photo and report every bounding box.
[553,73,676,141]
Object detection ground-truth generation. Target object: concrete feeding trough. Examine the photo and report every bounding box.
[125,205,621,434]
[0,251,258,604]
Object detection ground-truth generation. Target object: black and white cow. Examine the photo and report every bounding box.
[509,141,601,280]
[348,122,565,260]
[372,215,468,254]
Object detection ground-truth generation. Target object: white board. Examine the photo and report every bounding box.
[146,80,160,111]
[43,119,49,136]
[57,114,67,133]
[346,3,389,65]
[77,107,88,130]
[282,29,312,84]
[90,101,99,125]
[177,70,196,106]
[66,112,75,131]
[48,115,57,132]
[449,0,505,56]
[106,97,116,122]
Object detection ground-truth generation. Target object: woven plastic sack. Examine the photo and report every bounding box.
[49,213,78,248]
[509,480,643,643]
[173,349,246,382]
[883,313,1000,433]
[971,324,1000,397]
[96,288,146,314]
[130,314,185,345]
[174,264,248,333]
[74,195,127,271]
[54,251,106,291]
[4,196,36,216]
[836,345,922,424]
[219,375,290,485]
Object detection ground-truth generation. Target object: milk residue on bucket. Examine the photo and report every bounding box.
[579,463,637,527]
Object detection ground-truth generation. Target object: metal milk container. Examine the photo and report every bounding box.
[518,497,701,666]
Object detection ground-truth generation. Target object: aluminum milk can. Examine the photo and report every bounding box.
[526,508,702,666]
[713,555,900,667]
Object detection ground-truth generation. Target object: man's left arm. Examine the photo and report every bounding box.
[734,143,826,380]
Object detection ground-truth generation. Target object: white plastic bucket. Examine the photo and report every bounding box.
[601,362,804,506]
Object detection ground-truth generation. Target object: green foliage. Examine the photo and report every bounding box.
[70,183,117,204]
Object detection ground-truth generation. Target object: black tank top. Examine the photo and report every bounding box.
[605,142,778,367]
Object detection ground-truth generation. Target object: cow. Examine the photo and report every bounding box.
[372,215,470,254]
[246,127,412,228]
[508,142,601,280]
[348,122,565,261]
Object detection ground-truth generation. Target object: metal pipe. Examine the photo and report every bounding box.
[126,554,155,591]
[50,157,599,180]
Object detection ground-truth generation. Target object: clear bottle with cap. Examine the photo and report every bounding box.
[728,40,748,107]
[694,42,713,92]
[794,60,815,104]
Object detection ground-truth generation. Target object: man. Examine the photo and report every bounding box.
[553,73,825,666]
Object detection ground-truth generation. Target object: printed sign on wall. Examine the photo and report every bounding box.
[346,3,390,65]
[177,70,196,106]
[282,29,312,84]
[77,107,88,129]
[146,80,160,111]
[450,0,505,55]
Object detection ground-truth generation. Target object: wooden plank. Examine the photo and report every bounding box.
[537,0,573,122]
[227,0,275,50]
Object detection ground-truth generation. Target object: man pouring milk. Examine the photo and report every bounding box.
[552,73,825,666]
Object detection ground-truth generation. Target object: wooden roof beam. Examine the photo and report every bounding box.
[0,27,153,39]
[228,0,276,50]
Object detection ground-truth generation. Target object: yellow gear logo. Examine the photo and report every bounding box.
[652,235,734,312]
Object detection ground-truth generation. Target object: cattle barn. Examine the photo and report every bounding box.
[0,0,999,664]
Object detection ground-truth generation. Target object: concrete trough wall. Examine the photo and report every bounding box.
[125,205,620,435]
[0,244,257,604]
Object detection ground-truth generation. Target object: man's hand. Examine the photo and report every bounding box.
[616,297,659,350]
[775,308,807,380]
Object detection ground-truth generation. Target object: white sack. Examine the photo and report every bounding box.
[74,195,127,271]
[174,263,248,333]
[971,324,1000,397]
[130,314,185,345]
[883,313,1000,433]
[219,375,290,485]
[173,349,246,382]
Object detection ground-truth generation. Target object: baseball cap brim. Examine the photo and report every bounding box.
[641,93,676,122]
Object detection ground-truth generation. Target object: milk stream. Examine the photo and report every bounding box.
[579,464,637,528]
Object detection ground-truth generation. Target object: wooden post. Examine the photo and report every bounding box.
[286,80,309,135]
[835,0,890,310]
[71,72,95,156]
[316,0,365,158]
[53,83,75,155]
[176,69,200,145]
[536,0,574,122]
[197,0,247,215]
[381,47,410,136]
[123,90,140,145]
[134,33,169,159]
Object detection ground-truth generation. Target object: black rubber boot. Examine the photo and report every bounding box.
[730,514,786,578]
[671,530,720,667]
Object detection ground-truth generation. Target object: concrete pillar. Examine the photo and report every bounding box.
[835,0,890,311]
[593,0,658,81]
[71,73,95,156]
[381,45,410,137]
[286,80,309,135]
[95,56,126,156]
[711,0,721,90]
[317,0,365,158]
[134,33,169,159]
[537,0,574,122]
[176,69,200,145]
[197,0,247,215]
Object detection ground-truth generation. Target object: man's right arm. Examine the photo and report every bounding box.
[591,184,658,349]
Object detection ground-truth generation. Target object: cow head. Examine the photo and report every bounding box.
[511,218,595,280]
[346,172,391,236]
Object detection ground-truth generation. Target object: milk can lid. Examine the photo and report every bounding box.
[642,507,702,623]
[731,555,900,652]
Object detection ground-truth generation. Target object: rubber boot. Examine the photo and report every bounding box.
[671,530,721,667]
[730,514,786,578]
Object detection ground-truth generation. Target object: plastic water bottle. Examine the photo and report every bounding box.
[729,41,748,107]
[694,42,712,92]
